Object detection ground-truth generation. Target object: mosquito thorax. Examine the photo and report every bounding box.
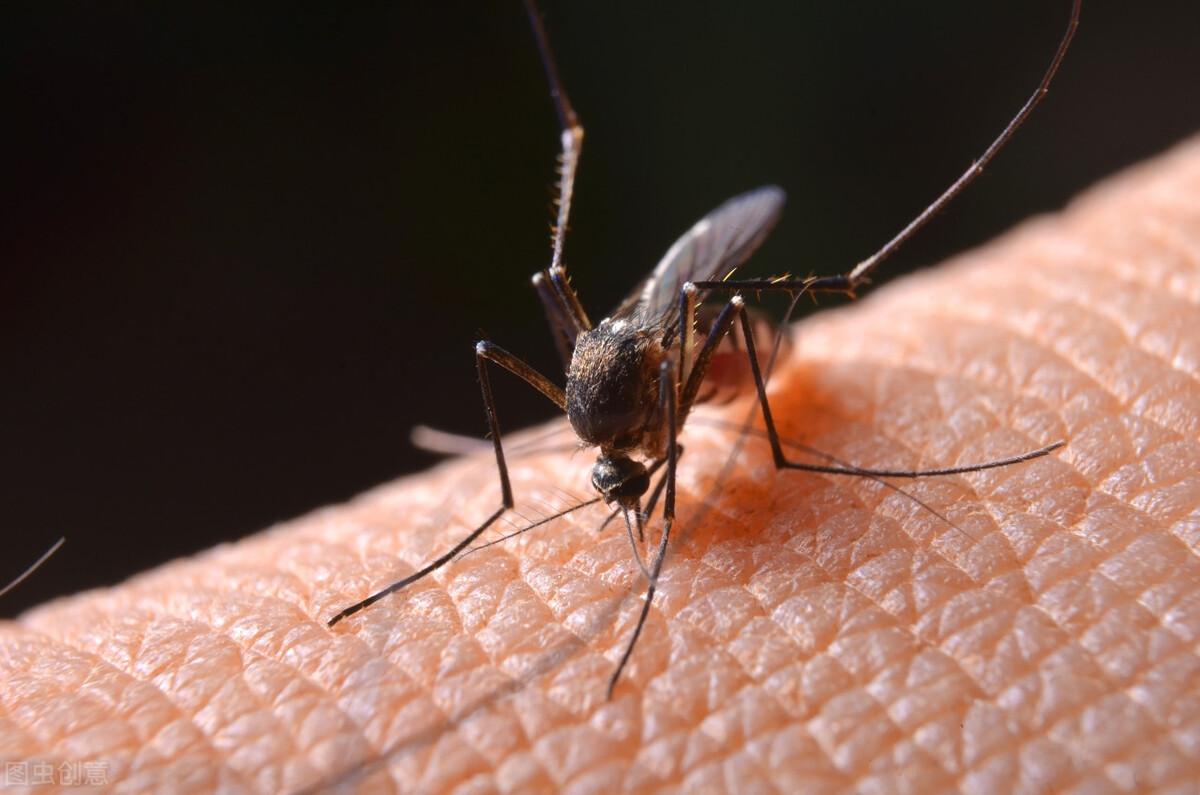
[565,317,666,453]
[591,453,650,507]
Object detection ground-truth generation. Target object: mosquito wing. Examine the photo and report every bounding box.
[613,186,785,326]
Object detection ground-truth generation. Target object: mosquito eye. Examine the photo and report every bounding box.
[611,468,649,500]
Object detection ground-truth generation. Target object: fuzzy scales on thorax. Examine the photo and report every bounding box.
[565,318,668,459]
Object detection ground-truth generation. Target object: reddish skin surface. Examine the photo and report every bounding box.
[3,139,1200,794]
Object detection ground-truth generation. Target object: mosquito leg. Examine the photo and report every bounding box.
[327,342,565,626]
[475,341,567,412]
[678,289,744,418]
[639,449,679,526]
[608,358,679,699]
[549,266,592,330]
[677,283,699,384]
[524,0,593,365]
[844,0,1079,288]
[690,274,859,301]
[523,0,586,279]
[696,0,1079,298]
[532,270,577,369]
[674,278,1065,477]
[730,308,1063,478]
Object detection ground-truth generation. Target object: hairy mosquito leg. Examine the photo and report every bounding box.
[327,342,565,627]
[691,274,851,301]
[523,0,585,277]
[678,287,745,417]
[608,358,679,699]
[532,270,579,368]
[524,0,591,370]
[532,264,592,368]
[548,266,591,333]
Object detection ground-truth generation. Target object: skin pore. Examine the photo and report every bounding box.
[2,139,1200,793]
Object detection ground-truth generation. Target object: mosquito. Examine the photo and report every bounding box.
[328,0,1080,698]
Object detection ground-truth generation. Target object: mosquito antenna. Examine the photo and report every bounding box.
[846,0,1081,288]
[459,496,602,559]
[547,484,591,509]
[1,537,65,600]
[518,487,591,530]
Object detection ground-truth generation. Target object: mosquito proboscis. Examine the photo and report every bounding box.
[328,0,1081,699]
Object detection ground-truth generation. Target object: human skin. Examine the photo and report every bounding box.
[3,138,1200,795]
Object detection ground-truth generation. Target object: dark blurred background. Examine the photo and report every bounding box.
[3,1,1197,615]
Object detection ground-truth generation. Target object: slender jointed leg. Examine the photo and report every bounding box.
[675,281,1062,479]
[678,288,746,418]
[523,0,586,278]
[525,0,592,373]
[639,449,680,527]
[694,0,1080,299]
[547,265,591,332]
[608,359,679,698]
[531,261,592,371]
[532,270,578,369]
[732,309,1063,479]
[327,342,565,627]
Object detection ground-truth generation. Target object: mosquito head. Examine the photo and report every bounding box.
[591,453,649,508]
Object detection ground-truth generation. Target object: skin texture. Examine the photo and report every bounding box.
[3,138,1200,795]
